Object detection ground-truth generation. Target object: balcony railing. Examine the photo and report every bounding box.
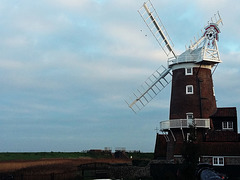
[160,118,210,131]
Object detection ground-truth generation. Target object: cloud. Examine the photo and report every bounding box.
[0,0,239,152]
[50,0,91,10]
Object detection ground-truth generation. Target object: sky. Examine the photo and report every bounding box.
[0,0,240,152]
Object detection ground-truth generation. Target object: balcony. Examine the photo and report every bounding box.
[160,118,210,131]
[167,47,221,67]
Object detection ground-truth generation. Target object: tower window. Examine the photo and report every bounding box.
[186,112,193,119]
[185,68,193,75]
[186,85,193,94]
[186,113,194,127]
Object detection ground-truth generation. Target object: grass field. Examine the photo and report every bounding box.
[0,152,89,161]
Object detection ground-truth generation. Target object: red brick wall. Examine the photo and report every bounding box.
[170,67,217,119]
[154,134,167,159]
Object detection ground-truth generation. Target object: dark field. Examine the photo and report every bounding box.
[0,152,153,180]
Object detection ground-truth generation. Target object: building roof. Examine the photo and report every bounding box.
[174,142,240,156]
[199,142,240,156]
[169,47,202,66]
[177,48,202,63]
[211,107,237,117]
[206,131,239,142]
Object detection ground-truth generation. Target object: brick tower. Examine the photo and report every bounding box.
[127,2,240,176]
[161,22,222,159]
[126,1,223,159]
[170,63,217,120]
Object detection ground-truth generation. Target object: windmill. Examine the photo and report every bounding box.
[126,0,223,126]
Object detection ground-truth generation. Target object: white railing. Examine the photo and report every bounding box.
[160,118,210,130]
[167,48,221,67]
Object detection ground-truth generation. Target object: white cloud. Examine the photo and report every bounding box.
[50,0,90,10]
[0,0,239,152]
[3,36,30,47]
[0,59,25,69]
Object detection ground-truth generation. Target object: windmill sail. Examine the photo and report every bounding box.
[126,0,175,112]
[138,0,176,58]
[126,66,172,113]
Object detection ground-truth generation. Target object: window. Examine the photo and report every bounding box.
[186,113,194,127]
[213,157,224,166]
[229,122,233,129]
[185,68,193,75]
[222,121,233,130]
[186,113,193,119]
[186,85,194,94]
